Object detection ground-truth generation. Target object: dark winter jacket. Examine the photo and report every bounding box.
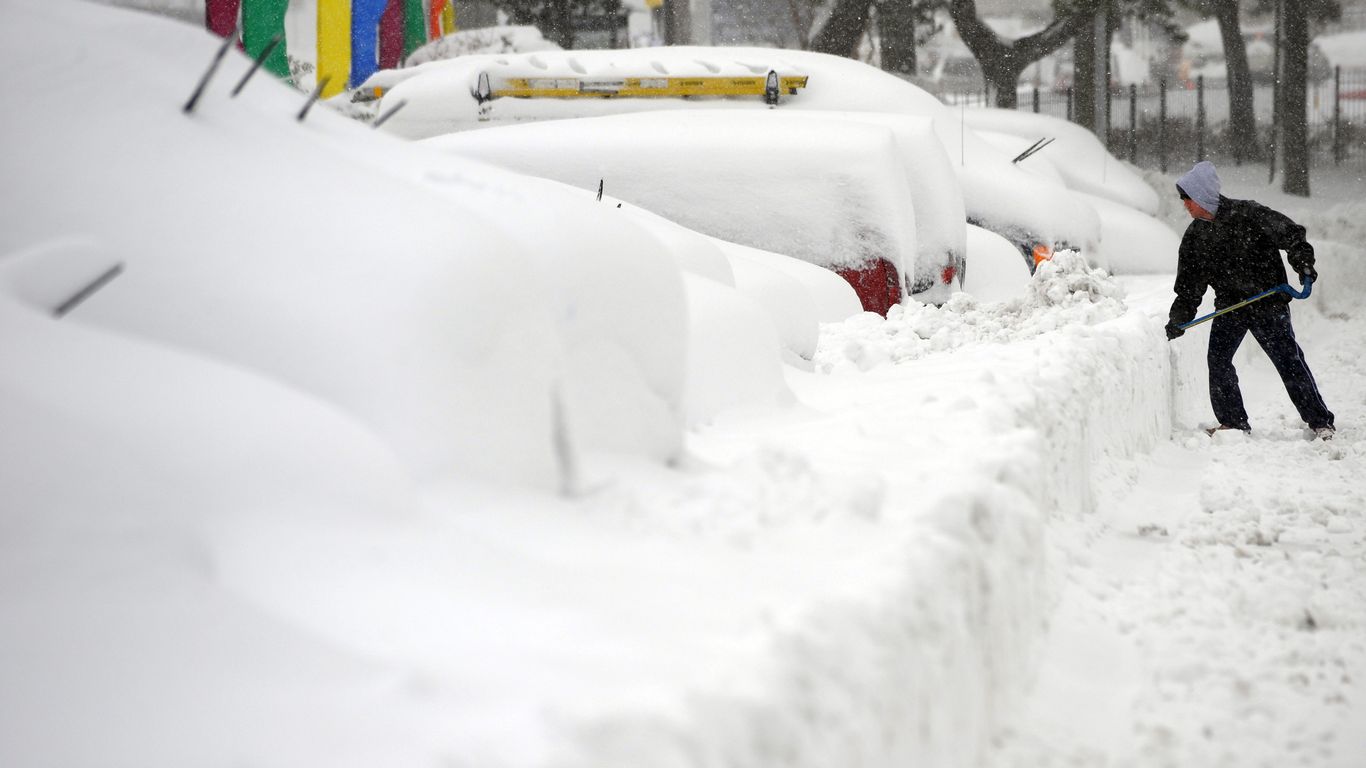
[1168,196,1315,328]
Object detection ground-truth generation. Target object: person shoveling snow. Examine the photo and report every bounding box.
[1163,161,1335,440]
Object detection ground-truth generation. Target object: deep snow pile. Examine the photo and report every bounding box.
[817,251,1126,371]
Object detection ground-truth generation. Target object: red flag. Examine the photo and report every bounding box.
[379,0,405,70]
[205,0,241,39]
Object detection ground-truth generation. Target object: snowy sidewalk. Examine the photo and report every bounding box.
[988,286,1366,767]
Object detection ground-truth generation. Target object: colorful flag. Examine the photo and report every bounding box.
[378,0,405,70]
[205,0,241,39]
[428,0,446,40]
[441,1,455,35]
[350,0,388,86]
[403,0,428,60]
[317,0,351,96]
[242,0,290,79]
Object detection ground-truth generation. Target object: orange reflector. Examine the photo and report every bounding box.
[1032,244,1053,266]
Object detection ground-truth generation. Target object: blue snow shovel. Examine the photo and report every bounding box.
[1178,277,1314,331]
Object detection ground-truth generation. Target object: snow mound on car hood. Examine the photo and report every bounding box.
[817,251,1126,371]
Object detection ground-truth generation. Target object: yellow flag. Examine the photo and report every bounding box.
[317,0,351,97]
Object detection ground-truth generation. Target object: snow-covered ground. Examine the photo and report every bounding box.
[3,3,1366,767]
[977,164,1366,767]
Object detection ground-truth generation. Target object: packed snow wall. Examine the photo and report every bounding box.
[534,261,1213,768]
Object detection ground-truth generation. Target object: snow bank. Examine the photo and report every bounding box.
[817,251,1128,371]
[733,252,1195,765]
[423,110,920,281]
[961,108,1160,216]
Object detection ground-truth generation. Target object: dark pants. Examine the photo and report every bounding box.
[1207,302,1334,430]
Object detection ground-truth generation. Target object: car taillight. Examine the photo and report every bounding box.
[941,264,957,285]
[1032,244,1053,267]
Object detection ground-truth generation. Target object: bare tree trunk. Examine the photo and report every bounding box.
[540,0,575,48]
[1214,0,1258,162]
[664,0,690,45]
[1073,12,1096,129]
[812,0,872,57]
[877,0,917,75]
[951,0,1082,109]
[1281,0,1310,196]
[786,0,813,49]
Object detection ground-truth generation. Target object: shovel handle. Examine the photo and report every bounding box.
[1177,277,1314,331]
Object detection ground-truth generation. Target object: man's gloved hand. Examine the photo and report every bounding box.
[1288,242,1316,284]
[1165,322,1185,341]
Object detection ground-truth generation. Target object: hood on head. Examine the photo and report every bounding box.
[1176,160,1221,215]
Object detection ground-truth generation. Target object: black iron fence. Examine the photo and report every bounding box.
[937,66,1366,173]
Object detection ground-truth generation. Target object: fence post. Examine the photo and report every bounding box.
[1033,86,1040,114]
[1129,83,1138,164]
[1105,81,1113,151]
[1160,77,1168,173]
[1196,74,1206,162]
[1334,66,1343,167]
[1067,87,1073,122]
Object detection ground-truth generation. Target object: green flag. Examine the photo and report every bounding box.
[403,0,428,60]
[242,0,290,79]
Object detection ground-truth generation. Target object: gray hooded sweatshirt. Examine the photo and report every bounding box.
[1176,160,1221,215]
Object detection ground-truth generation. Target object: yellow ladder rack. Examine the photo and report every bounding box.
[474,70,808,105]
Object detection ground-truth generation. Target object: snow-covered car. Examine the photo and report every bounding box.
[369,45,1099,281]
[960,108,1158,215]
[425,110,929,313]
[968,113,1181,274]
[926,111,1100,273]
